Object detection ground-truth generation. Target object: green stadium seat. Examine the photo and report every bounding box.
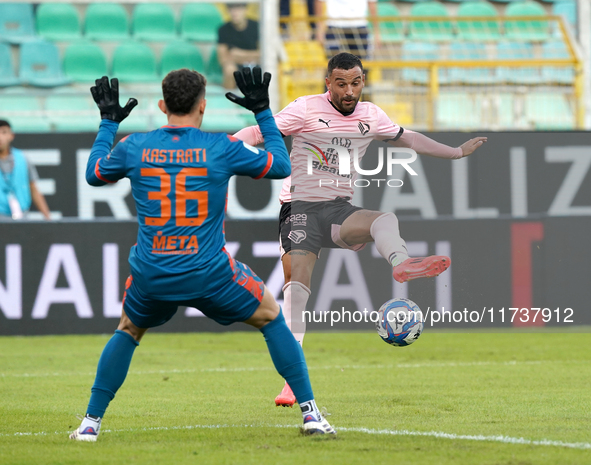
[0,43,19,87]
[85,3,130,41]
[112,42,159,83]
[401,41,445,84]
[205,48,223,85]
[409,2,454,41]
[447,42,496,84]
[0,3,36,44]
[457,1,502,41]
[375,3,404,42]
[437,93,482,129]
[541,40,574,84]
[63,42,108,83]
[46,93,100,132]
[505,1,549,41]
[526,93,574,129]
[201,95,251,132]
[0,93,50,132]
[132,3,176,42]
[161,40,205,76]
[36,3,81,41]
[180,3,224,42]
[496,41,538,84]
[206,84,225,96]
[19,40,70,87]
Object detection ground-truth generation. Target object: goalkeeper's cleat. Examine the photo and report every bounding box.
[275,382,296,407]
[69,414,101,442]
[393,255,450,283]
[301,414,336,436]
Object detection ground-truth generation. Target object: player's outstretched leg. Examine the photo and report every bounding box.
[275,280,310,407]
[247,290,335,435]
[370,212,450,283]
[70,311,146,442]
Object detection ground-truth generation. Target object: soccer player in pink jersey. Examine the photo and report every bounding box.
[234,53,487,407]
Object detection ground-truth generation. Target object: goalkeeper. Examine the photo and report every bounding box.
[70,67,335,441]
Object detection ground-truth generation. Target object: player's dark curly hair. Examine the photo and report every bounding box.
[162,69,207,115]
[327,53,364,76]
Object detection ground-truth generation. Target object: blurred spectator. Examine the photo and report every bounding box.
[0,120,50,220]
[315,0,378,58]
[217,3,260,89]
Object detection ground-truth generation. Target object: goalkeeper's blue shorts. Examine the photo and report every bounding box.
[121,256,265,328]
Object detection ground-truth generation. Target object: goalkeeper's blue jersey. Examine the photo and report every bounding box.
[86,117,281,300]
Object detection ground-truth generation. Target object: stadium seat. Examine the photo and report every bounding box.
[505,1,549,41]
[0,93,51,132]
[496,41,539,84]
[409,2,454,41]
[19,40,70,87]
[541,40,574,84]
[525,92,574,129]
[0,43,19,87]
[85,3,130,41]
[46,93,100,132]
[437,93,482,129]
[447,42,496,84]
[457,1,502,41]
[161,41,205,76]
[201,95,251,132]
[401,41,446,84]
[36,3,81,41]
[112,42,159,83]
[552,0,576,34]
[132,3,177,42]
[180,3,224,42]
[375,3,404,42]
[63,42,108,83]
[205,48,224,85]
[0,3,36,44]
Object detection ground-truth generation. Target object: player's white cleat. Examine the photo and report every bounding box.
[69,415,101,442]
[275,382,296,407]
[393,255,450,283]
[301,414,337,436]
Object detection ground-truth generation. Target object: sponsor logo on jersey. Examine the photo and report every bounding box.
[318,118,331,128]
[288,230,307,244]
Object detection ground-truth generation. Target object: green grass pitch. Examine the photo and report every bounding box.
[1,330,590,464]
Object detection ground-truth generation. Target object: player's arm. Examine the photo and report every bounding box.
[86,76,138,186]
[225,67,290,179]
[394,130,487,159]
[233,96,306,146]
[376,107,486,159]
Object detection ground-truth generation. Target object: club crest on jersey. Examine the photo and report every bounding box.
[288,230,307,244]
[358,122,370,135]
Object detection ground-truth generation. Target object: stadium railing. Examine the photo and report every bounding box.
[279,12,583,131]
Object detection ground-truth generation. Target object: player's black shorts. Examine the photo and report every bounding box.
[279,197,366,257]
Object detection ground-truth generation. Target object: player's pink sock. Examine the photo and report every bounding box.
[370,212,409,267]
[282,281,309,345]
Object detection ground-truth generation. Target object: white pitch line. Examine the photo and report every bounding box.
[2,359,585,379]
[2,424,591,450]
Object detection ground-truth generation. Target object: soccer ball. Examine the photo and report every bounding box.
[376,298,424,347]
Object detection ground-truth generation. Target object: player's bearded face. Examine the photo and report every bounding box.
[326,67,365,113]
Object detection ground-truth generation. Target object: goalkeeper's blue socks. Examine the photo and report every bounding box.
[260,308,323,419]
[86,329,139,418]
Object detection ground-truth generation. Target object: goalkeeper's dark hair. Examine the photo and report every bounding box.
[162,69,207,115]
[0,120,11,129]
[327,53,364,76]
